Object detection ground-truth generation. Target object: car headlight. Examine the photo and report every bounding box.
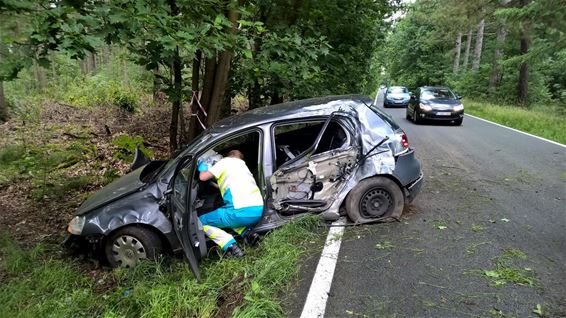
[453,104,464,111]
[419,103,432,111]
[67,216,85,235]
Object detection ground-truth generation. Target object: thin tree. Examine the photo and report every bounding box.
[463,28,473,69]
[517,0,531,105]
[472,18,485,71]
[453,32,462,74]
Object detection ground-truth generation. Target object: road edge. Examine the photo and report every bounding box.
[465,113,566,148]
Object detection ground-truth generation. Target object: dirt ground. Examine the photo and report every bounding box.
[0,102,172,247]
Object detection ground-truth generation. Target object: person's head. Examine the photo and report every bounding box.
[227,149,244,160]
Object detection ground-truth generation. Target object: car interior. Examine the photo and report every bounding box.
[273,120,348,168]
[194,131,262,215]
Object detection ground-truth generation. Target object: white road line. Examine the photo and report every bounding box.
[300,219,345,318]
[465,113,566,149]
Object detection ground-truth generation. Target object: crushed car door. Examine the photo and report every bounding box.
[270,113,359,213]
[169,156,207,281]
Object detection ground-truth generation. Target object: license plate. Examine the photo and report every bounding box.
[395,101,402,103]
[436,112,451,116]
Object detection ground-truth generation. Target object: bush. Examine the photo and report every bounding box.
[63,76,140,112]
[111,134,154,162]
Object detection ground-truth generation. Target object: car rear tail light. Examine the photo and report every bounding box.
[401,132,409,149]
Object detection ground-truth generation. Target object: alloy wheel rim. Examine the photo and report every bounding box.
[111,235,147,268]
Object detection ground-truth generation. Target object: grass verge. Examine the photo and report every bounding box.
[0,216,323,317]
[463,99,566,145]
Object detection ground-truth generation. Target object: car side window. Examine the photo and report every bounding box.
[273,119,349,168]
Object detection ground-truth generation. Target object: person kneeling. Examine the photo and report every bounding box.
[197,150,263,257]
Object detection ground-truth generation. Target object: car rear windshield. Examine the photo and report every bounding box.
[421,88,457,100]
[387,87,408,94]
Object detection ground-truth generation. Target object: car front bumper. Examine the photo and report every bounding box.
[385,100,409,107]
[419,110,464,121]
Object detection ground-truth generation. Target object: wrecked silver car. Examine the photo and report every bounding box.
[65,95,423,278]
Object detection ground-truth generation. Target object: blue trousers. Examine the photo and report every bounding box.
[199,205,263,250]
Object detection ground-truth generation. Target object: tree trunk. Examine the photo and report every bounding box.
[169,46,182,154]
[102,45,110,65]
[516,0,531,105]
[453,32,462,75]
[200,57,217,112]
[206,51,234,126]
[79,59,87,75]
[152,66,161,104]
[270,88,283,105]
[517,23,530,105]
[89,53,97,74]
[0,81,7,122]
[489,25,507,94]
[32,59,46,90]
[205,3,239,126]
[472,19,485,71]
[184,50,202,143]
[463,28,472,70]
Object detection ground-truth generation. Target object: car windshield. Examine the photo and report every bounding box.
[421,88,457,100]
[387,87,408,94]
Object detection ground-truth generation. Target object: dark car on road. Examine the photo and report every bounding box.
[407,86,464,125]
[65,95,423,278]
[384,86,410,108]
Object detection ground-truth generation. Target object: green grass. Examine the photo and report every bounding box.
[464,99,566,145]
[0,216,323,317]
[481,248,537,288]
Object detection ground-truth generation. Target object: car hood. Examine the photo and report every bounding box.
[76,167,148,215]
[422,99,461,107]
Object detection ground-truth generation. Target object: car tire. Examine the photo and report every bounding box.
[104,226,164,268]
[453,118,463,126]
[345,177,405,223]
[412,109,420,124]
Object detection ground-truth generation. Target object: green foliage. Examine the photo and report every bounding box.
[111,134,154,163]
[377,0,565,107]
[64,77,140,111]
[481,248,537,288]
[0,236,99,317]
[464,99,566,144]
[4,49,151,112]
[0,216,322,317]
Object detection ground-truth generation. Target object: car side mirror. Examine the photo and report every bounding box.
[457,95,462,100]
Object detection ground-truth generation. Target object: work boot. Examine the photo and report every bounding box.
[225,243,244,258]
[244,232,260,247]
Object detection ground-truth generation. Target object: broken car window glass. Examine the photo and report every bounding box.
[273,120,348,168]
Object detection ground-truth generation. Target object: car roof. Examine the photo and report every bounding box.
[421,86,451,90]
[207,94,372,135]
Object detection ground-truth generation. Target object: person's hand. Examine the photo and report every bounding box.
[197,160,209,172]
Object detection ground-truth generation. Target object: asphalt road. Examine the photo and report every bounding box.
[286,91,566,317]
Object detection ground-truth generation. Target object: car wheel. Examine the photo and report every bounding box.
[104,226,164,268]
[345,177,405,223]
[453,118,463,126]
[412,109,420,124]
